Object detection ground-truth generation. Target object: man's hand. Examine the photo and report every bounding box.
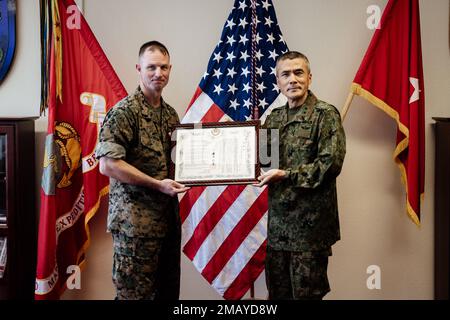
[254,169,287,187]
[159,179,190,197]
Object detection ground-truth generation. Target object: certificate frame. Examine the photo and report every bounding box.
[171,120,261,186]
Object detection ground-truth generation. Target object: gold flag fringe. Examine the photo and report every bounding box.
[39,0,63,115]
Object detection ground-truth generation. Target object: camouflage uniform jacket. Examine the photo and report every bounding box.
[96,87,180,238]
[263,91,346,251]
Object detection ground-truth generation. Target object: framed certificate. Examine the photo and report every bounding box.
[172,121,261,186]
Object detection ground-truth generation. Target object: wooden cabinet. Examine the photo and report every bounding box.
[433,117,450,300]
[0,118,36,300]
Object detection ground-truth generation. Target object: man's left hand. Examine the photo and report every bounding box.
[254,169,286,187]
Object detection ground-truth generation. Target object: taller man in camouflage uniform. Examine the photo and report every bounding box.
[96,41,189,300]
[256,51,346,300]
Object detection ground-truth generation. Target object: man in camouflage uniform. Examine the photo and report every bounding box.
[256,51,346,300]
[96,41,189,300]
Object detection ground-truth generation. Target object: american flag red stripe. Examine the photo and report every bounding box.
[209,189,268,296]
[179,0,288,299]
[201,187,268,283]
[179,185,206,223]
[180,185,269,297]
[183,89,226,123]
[202,103,225,123]
[181,186,227,246]
[183,185,247,260]
[223,240,267,300]
[186,87,203,113]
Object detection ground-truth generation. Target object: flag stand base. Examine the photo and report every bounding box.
[242,283,266,300]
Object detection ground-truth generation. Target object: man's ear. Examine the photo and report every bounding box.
[136,63,141,73]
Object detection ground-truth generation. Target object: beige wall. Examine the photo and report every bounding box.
[1,0,449,300]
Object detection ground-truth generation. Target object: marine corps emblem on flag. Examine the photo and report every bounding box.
[42,122,82,195]
[0,0,16,83]
[36,0,127,299]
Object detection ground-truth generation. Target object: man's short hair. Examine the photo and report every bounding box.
[276,51,310,73]
[138,41,170,59]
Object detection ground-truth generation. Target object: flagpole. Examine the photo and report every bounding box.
[341,91,354,122]
[250,0,258,121]
[250,0,257,299]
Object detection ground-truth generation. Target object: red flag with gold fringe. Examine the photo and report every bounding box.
[35,0,127,299]
[351,0,425,225]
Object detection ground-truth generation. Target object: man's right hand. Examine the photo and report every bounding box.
[159,179,190,197]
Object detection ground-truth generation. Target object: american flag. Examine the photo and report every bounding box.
[179,0,288,299]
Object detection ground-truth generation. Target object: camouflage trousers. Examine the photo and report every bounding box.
[265,247,331,300]
[112,229,181,300]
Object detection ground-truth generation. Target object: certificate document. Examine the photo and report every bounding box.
[173,121,260,186]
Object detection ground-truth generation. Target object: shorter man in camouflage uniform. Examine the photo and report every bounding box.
[96,41,189,300]
[255,51,346,300]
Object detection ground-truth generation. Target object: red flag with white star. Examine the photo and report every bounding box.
[351,0,425,225]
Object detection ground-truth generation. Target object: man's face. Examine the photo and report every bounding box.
[276,57,312,106]
[136,48,171,94]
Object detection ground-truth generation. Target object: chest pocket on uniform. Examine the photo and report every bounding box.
[140,120,163,153]
[298,122,312,139]
[288,121,314,149]
[138,119,167,176]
